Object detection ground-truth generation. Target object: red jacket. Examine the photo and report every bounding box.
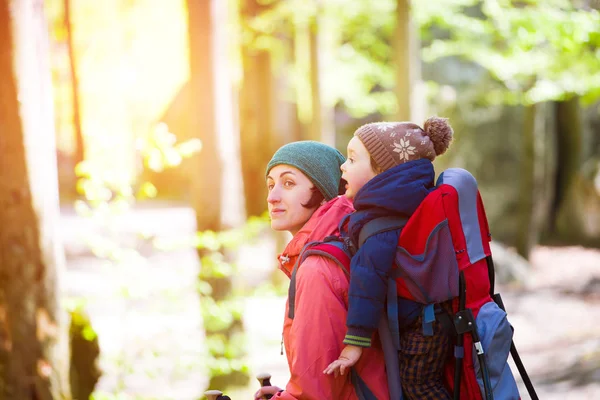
[272,196,389,400]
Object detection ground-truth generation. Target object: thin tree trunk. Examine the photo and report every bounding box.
[551,97,583,231]
[316,7,335,148]
[187,0,250,391]
[64,0,84,168]
[308,18,322,142]
[515,105,537,258]
[187,0,222,232]
[0,0,70,398]
[549,97,597,243]
[293,11,312,140]
[239,0,275,218]
[394,0,420,121]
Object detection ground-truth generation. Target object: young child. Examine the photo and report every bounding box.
[324,117,454,399]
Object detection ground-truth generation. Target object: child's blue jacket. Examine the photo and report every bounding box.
[344,158,435,346]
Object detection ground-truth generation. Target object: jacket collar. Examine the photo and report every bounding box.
[278,196,354,277]
[348,159,435,242]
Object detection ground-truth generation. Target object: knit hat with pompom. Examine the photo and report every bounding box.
[354,116,453,172]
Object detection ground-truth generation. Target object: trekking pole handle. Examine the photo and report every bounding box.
[204,390,231,400]
[256,372,274,399]
[204,390,223,400]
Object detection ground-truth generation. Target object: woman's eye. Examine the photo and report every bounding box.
[267,183,274,190]
[284,180,295,187]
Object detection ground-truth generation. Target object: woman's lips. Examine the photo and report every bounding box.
[270,209,285,217]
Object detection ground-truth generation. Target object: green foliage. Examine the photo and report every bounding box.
[241,0,398,117]
[73,123,202,398]
[241,0,600,116]
[149,168,269,388]
[138,122,203,173]
[418,0,600,105]
[192,214,269,388]
[201,296,244,332]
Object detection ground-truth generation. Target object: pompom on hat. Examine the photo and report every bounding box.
[354,116,454,172]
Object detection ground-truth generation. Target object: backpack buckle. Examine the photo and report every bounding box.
[453,309,476,335]
[343,236,357,256]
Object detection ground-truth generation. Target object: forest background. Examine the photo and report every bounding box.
[1,0,600,399]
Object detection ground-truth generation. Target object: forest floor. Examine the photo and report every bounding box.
[60,203,600,400]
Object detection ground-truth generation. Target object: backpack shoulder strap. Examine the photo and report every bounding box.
[358,216,408,248]
[300,240,351,277]
[287,239,351,319]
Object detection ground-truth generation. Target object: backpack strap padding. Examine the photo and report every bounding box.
[387,269,402,350]
[287,241,350,320]
[436,168,486,265]
[378,316,404,400]
[350,368,380,400]
[287,257,302,320]
[358,216,408,248]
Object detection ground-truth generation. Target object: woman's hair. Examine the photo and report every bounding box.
[302,186,325,209]
[301,177,347,209]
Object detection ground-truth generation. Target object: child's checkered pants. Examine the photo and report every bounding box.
[399,309,452,400]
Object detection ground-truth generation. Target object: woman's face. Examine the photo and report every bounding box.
[266,164,319,236]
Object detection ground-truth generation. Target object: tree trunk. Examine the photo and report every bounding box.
[549,97,600,244]
[293,11,314,141]
[187,0,222,232]
[307,18,322,142]
[394,0,421,121]
[271,25,302,151]
[514,104,553,259]
[69,309,100,400]
[187,0,250,391]
[551,97,583,232]
[64,0,84,170]
[0,0,71,398]
[239,0,275,218]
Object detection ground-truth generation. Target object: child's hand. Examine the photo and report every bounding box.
[323,345,363,377]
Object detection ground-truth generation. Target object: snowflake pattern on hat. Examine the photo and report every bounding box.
[392,138,417,161]
[377,122,397,134]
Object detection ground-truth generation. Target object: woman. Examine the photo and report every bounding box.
[254,141,389,400]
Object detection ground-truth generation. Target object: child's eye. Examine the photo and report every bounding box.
[348,157,355,163]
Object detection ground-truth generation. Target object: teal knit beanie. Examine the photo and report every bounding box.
[265,141,345,201]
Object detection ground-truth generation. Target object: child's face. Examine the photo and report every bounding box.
[340,137,377,199]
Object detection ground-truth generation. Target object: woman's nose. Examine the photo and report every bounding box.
[267,186,280,204]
